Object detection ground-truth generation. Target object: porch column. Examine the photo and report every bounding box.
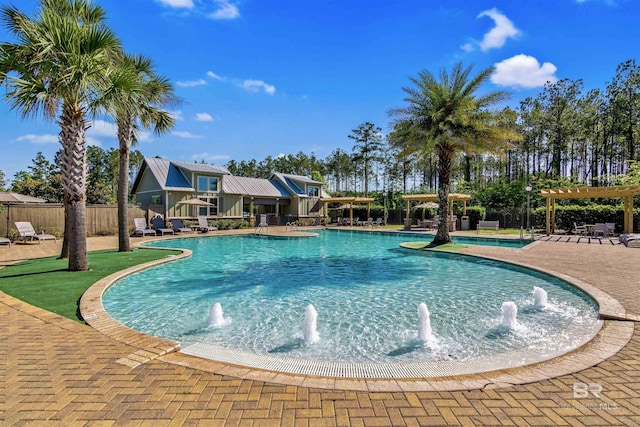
[462,200,467,215]
[250,197,254,226]
[405,200,410,219]
[545,197,551,235]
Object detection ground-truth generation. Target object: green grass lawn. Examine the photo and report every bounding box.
[0,248,182,322]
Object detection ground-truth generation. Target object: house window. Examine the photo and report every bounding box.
[308,186,320,197]
[150,195,161,205]
[198,197,218,217]
[197,176,219,192]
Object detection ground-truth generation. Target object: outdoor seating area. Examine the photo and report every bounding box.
[196,216,218,232]
[14,221,57,244]
[132,218,156,237]
[150,215,174,236]
[573,222,617,238]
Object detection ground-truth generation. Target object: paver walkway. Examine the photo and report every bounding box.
[1,230,639,426]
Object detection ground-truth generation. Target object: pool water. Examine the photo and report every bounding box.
[103,230,599,364]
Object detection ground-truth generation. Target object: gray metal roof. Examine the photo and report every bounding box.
[173,161,230,175]
[222,175,291,197]
[140,157,195,191]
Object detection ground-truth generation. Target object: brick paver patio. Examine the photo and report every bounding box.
[1,230,639,426]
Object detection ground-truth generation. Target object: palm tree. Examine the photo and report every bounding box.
[390,62,518,244]
[0,0,121,270]
[99,53,176,252]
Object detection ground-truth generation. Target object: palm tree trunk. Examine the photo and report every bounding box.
[59,102,88,271]
[433,143,452,245]
[117,116,133,252]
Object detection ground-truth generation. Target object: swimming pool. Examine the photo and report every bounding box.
[102,230,599,373]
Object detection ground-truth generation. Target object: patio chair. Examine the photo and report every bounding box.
[572,222,588,236]
[197,216,218,232]
[0,237,11,246]
[605,223,616,236]
[14,221,57,244]
[373,218,383,227]
[170,218,194,233]
[591,223,608,238]
[365,217,374,227]
[151,215,174,236]
[133,218,156,237]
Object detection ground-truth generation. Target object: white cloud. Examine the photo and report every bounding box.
[491,54,558,88]
[176,79,207,88]
[195,113,214,122]
[173,131,204,139]
[86,137,102,147]
[209,1,239,20]
[207,71,224,80]
[460,43,474,52]
[192,152,230,162]
[87,120,118,138]
[156,0,194,8]
[169,110,184,121]
[241,79,276,95]
[277,153,286,158]
[477,8,520,51]
[16,134,58,144]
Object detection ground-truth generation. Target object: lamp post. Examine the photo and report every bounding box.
[525,182,532,231]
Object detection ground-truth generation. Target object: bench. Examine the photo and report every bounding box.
[477,220,499,233]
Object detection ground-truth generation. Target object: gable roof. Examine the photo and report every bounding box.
[271,172,323,197]
[132,157,230,193]
[222,175,292,197]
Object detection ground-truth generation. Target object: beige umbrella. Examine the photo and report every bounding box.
[177,198,213,206]
[414,201,439,221]
[0,192,47,204]
[177,198,214,218]
[414,202,439,209]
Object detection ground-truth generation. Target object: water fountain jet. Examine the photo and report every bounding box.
[417,303,433,342]
[532,286,548,308]
[303,304,320,344]
[501,301,518,329]
[208,302,231,327]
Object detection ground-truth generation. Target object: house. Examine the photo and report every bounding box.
[131,157,327,224]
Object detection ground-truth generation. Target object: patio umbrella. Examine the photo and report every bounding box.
[177,197,213,218]
[0,192,47,238]
[414,202,439,209]
[414,201,439,220]
[177,197,213,206]
[0,192,47,204]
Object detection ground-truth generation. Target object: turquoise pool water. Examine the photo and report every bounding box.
[103,230,599,364]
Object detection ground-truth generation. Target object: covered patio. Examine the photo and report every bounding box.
[320,197,375,225]
[401,193,472,224]
[540,185,640,235]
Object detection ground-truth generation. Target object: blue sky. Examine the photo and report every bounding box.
[1,0,638,181]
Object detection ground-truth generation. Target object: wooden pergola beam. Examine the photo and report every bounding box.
[540,185,640,234]
[320,197,375,225]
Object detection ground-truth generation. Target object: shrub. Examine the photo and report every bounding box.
[532,205,639,234]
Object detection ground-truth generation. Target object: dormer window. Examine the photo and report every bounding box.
[308,186,319,197]
[197,176,219,192]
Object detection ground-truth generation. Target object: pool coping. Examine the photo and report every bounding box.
[79,233,634,391]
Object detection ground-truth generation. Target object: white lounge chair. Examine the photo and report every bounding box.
[197,216,218,232]
[373,218,383,227]
[0,237,11,246]
[14,221,57,243]
[133,218,156,237]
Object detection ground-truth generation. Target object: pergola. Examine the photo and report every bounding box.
[320,197,375,225]
[540,185,640,235]
[401,193,472,221]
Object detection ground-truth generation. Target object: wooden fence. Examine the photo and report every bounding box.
[1,204,148,238]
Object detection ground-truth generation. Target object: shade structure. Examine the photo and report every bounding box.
[0,192,46,204]
[414,202,439,209]
[177,198,213,206]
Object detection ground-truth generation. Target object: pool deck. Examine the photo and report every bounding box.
[1,227,639,425]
